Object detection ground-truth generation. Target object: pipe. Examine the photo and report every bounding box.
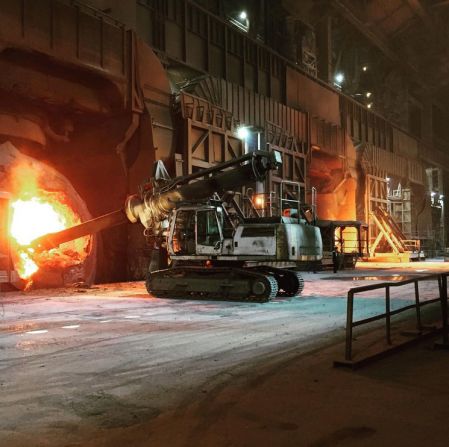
[33,150,282,251]
[32,209,128,252]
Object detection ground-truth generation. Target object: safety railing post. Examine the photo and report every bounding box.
[385,285,391,345]
[441,274,448,346]
[414,280,422,331]
[336,273,447,367]
[345,290,354,361]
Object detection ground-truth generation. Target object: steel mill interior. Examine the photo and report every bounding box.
[2,1,449,446]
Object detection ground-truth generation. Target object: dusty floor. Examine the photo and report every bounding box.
[1,262,449,446]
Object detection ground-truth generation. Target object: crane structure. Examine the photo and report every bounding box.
[32,151,323,302]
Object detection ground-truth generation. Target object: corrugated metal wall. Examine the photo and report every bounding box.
[0,0,128,80]
[215,80,308,146]
[134,0,443,182]
[362,143,425,185]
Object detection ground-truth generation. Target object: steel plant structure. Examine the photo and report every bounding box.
[0,0,448,284]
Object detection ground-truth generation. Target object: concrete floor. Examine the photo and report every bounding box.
[1,262,449,446]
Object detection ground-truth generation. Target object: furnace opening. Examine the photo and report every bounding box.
[0,141,96,289]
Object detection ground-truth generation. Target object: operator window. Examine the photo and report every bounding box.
[172,210,195,254]
[197,210,221,246]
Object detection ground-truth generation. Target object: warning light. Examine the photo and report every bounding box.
[253,195,265,209]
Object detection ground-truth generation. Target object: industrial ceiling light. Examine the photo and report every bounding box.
[367,103,373,109]
[236,126,250,140]
[366,92,372,98]
[362,65,368,72]
[334,72,344,85]
[229,10,249,32]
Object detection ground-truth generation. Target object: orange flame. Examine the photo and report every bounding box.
[11,198,68,246]
[9,165,90,281]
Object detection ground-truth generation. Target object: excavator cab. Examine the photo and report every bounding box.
[168,205,224,257]
[196,207,223,254]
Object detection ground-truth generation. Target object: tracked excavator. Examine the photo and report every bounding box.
[32,150,322,302]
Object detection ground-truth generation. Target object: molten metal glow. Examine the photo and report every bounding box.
[11,199,67,246]
[9,166,90,281]
[18,251,38,278]
[10,196,87,279]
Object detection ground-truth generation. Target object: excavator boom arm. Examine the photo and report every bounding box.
[31,150,281,251]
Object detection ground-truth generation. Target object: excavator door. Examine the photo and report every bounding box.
[168,206,224,257]
[195,208,223,255]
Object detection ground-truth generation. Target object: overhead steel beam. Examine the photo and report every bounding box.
[406,0,434,30]
[431,0,449,8]
[331,0,425,83]
[331,0,400,63]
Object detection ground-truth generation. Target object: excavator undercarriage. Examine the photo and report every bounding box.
[147,264,304,303]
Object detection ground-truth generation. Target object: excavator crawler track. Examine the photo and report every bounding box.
[146,266,278,302]
[283,271,304,297]
[249,266,304,297]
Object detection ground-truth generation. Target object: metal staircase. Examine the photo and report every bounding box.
[369,207,421,262]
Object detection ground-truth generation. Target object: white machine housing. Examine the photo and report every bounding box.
[167,205,323,263]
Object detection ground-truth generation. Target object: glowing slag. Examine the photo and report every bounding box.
[10,196,88,280]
